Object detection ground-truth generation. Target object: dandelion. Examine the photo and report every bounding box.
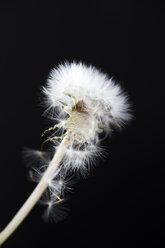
[0,61,132,245]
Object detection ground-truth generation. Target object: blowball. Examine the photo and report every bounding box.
[42,62,131,172]
[25,61,132,220]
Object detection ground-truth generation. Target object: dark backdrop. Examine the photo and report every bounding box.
[0,1,163,247]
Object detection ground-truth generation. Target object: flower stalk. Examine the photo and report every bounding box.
[0,135,70,246]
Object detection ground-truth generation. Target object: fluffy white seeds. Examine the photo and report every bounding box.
[43,62,131,128]
[28,61,131,220]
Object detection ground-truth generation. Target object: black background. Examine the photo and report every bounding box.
[0,0,164,247]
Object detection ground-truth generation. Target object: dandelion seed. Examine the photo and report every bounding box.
[0,61,132,246]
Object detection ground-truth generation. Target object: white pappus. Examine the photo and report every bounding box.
[29,61,132,220]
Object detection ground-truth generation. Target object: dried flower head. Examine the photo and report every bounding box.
[29,61,132,219]
[42,62,131,171]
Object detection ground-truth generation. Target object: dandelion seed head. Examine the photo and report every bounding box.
[25,61,132,222]
[42,62,132,174]
[43,62,131,128]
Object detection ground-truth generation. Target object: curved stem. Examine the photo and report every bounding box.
[0,135,69,246]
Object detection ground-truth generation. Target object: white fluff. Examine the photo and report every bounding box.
[43,62,131,127]
[41,62,132,173]
[26,61,132,220]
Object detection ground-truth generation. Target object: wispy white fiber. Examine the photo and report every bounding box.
[28,61,132,220]
[43,62,131,126]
